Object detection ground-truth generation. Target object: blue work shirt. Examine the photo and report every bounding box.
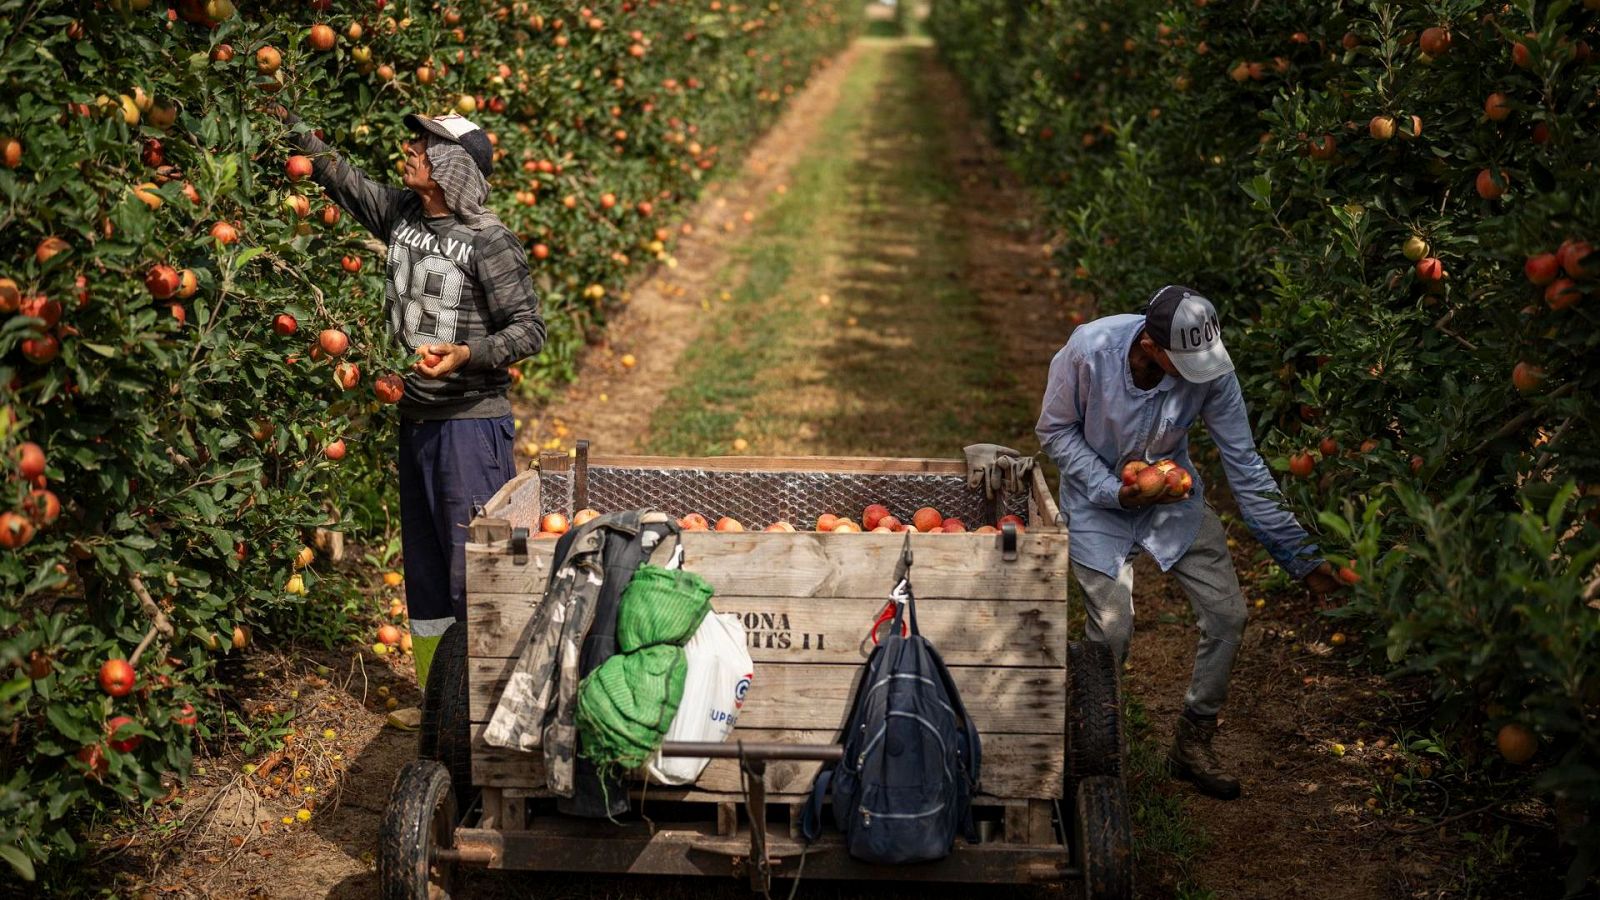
[1035,314,1320,580]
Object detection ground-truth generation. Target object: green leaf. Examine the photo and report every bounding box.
[0,845,35,882]
[80,342,118,358]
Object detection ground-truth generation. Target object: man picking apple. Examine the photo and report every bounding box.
[1036,285,1339,800]
[269,105,545,702]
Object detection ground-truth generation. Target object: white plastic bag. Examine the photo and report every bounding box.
[646,613,754,785]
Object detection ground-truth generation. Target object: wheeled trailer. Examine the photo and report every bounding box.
[380,446,1132,898]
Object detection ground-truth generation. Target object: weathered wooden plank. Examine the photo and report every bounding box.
[483,470,542,531]
[471,728,1062,800]
[475,730,1062,799]
[468,592,1066,666]
[466,531,1068,601]
[479,787,502,829]
[1004,802,1029,845]
[1028,799,1057,845]
[1028,467,1062,531]
[468,659,1065,734]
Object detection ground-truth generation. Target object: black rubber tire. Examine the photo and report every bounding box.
[418,621,476,819]
[1067,640,1124,782]
[379,759,461,900]
[1074,775,1133,900]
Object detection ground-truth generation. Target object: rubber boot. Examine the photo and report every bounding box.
[1168,714,1241,800]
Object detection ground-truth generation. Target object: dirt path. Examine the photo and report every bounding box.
[120,33,1460,900]
[511,44,864,462]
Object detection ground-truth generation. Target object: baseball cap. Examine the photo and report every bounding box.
[404,112,494,177]
[1142,285,1234,383]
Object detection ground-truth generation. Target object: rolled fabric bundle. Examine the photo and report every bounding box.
[575,645,689,771]
[615,564,714,652]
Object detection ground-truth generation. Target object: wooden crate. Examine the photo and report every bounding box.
[466,453,1069,838]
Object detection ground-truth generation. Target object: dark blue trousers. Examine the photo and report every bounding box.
[398,416,516,682]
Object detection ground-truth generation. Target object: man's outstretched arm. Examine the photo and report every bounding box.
[1202,372,1338,592]
[268,105,406,242]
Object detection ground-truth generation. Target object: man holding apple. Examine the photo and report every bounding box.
[269,105,546,698]
[1036,285,1339,799]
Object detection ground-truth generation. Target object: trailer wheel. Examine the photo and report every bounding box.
[418,621,475,819]
[1074,775,1133,900]
[1067,640,1124,782]
[379,760,461,900]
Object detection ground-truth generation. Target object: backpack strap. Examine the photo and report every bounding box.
[799,767,833,844]
[800,639,885,845]
[927,640,983,841]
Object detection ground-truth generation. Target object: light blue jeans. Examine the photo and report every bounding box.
[1070,506,1248,717]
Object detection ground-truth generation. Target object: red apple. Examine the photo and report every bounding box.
[99,658,136,697]
[862,504,891,530]
[1289,452,1315,478]
[1419,26,1451,56]
[996,514,1026,533]
[334,361,360,390]
[145,264,180,299]
[209,221,238,244]
[341,255,362,273]
[374,373,404,403]
[319,328,349,356]
[1121,459,1149,485]
[272,313,298,335]
[307,24,336,51]
[16,443,45,480]
[1484,93,1512,122]
[1525,253,1560,285]
[23,488,60,525]
[1416,257,1445,283]
[106,715,143,753]
[1558,239,1593,279]
[76,743,108,781]
[22,332,58,364]
[173,703,198,727]
[285,155,314,180]
[1512,361,1546,393]
[325,438,347,460]
[0,511,36,549]
[35,236,69,265]
[1475,168,1508,200]
[1545,279,1581,310]
[19,295,62,328]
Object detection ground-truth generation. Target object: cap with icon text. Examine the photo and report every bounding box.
[1143,285,1234,383]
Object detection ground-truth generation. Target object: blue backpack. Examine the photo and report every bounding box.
[801,541,981,864]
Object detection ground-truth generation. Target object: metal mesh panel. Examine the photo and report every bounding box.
[540,467,1031,529]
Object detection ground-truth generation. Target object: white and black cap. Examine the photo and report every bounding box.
[1143,285,1234,383]
[403,112,494,177]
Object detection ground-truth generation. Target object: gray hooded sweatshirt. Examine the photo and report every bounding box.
[286,117,545,420]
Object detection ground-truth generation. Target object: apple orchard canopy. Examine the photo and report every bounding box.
[1142,285,1235,384]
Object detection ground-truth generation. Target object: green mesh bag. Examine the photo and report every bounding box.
[615,564,714,652]
[575,645,688,771]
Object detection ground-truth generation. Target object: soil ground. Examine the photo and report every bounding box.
[99,32,1560,900]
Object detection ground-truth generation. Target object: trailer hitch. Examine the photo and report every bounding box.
[660,741,843,892]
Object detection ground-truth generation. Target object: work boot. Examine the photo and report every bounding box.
[1168,714,1241,800]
